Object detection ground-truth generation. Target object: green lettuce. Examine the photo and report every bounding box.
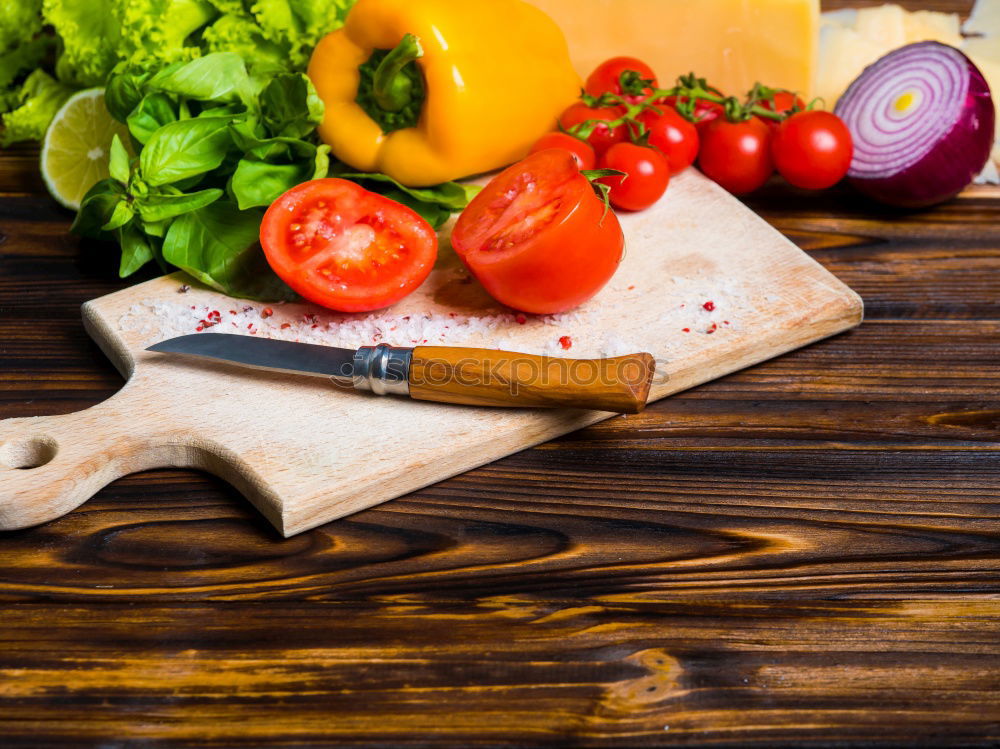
[0,0,353,145]
[1,69,73,146]
[0,0,43,53]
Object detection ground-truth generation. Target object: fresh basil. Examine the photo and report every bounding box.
[126,93,177,145]
[162,201,295,301]
[139,116,238,186]
[72,179,126,237]
[108,134,130,184]
[146,53,252,105]
[118,223,155,277]
[258,73,324,139]
[101,200,134,232]
[331,166,481,211]
[136,188,224,223]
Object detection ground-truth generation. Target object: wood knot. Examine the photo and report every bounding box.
[602,648,683,710]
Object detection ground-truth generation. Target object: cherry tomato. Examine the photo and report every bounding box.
[662,96,724,136]
[558,101,627,156]
[771,111,853,190]
[597,142,670,211]
[760,91,806,125]
[637,105,699,175]
[698,117,774,195]
[451,149,624,314]
[529,131,596,170]
[260,178,437,313]
[585,56,658,103]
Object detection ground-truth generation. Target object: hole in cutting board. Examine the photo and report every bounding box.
[0,436,58,469]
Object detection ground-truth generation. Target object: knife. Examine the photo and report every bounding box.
[147,333,655,413]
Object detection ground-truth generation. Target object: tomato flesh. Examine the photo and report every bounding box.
[452,149,624,315]
[261,178,437,312]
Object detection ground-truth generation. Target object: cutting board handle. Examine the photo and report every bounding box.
[0,386,182,531]
[408,347,656,414]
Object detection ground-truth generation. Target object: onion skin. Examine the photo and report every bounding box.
[835,42,995,209]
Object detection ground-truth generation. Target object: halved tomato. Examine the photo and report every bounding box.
[260,179,437,312]
[451,149,624,315]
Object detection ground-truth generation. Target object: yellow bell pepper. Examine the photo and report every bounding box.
[307,0,581,187]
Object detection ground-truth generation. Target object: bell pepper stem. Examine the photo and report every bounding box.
[373,33,424,113]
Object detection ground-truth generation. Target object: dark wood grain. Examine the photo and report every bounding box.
[2,4,1000,739]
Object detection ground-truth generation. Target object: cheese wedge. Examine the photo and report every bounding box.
[525,0,819,97]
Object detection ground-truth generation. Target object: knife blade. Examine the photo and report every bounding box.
[147,333,656,414]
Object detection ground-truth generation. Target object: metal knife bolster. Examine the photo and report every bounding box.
[352,344,413,396]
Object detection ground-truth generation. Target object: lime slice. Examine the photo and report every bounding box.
[40,88,131,211]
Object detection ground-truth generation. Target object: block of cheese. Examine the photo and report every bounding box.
[816,4,969,109]
[525,0,819,97]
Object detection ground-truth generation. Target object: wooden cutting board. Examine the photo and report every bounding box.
[0,170,862,536]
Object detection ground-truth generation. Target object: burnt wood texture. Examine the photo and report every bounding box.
[1,8,999,745]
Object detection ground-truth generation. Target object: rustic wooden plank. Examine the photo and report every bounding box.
[1,442,997,603]
[0,601,997,747]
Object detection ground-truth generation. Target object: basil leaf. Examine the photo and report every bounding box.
[71,179,126,237]
[105,72,145,123]
[143,219,171,238]
[108,135,130,184]
[162,201,295,301]
[229,145,328,210]
[229,120,318,161]
[127,93,177,145]
[230,160,312,210]
[258,73,324,139]
[102,200,134,231]
[118,223,154,277]
[140,116,238,187]
[146,53,252,104]
[378,187,451,230]
[330,167,480,211]
[136,187,224,223]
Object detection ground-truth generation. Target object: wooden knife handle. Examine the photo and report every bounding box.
[408,346,656,414]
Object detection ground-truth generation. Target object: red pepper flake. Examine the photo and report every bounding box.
[682,327,690,333]
[402,315,410,321]
[261,307,273,319]
[703,301,715,311]
[558,335,572,350]
[723,320,730,325]
[247,323,253,329]
[311,323,318,329]
[230,310,237,315]
[177,284,190,294]
[628,285,635,290]
[706,322,718,334]
[516,313,527,325]
[195,325,204,332]
[190,305,196,310]
[280,322,291,329]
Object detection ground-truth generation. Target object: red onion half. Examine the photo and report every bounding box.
[834,41,995,208]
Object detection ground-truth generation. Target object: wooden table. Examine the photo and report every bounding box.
[2,28,1000,749]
